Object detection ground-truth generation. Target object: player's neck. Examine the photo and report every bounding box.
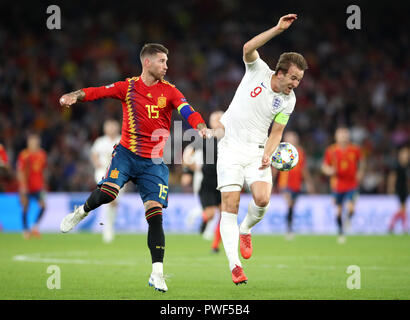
[270,74,281,93]
[140,71,159,87]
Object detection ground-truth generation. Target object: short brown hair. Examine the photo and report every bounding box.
[140,43,169,62]
[275,52,308,75]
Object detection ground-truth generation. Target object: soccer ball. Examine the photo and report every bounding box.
[271,142,299,171]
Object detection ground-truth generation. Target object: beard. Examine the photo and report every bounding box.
[149,69,164,81]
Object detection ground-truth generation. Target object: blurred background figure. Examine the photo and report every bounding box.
[16,134,47,239]
[181,140,204,230]
[387,146,409,234]
[197,110,224,252]
[90,119,121,243]
[321,127,365,244]
[274,131,315,240]
[0,143,11,193]
[0,143,11,232]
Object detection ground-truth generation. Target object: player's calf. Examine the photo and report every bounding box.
[83,184,119,212]
[146,206,165,263]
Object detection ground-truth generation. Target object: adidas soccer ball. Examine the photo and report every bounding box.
[271,142,299,171]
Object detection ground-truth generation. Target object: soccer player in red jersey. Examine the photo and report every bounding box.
[0,143,11,193]
[0,143,8,168]
[275,131,314,240]
[322,127,365,243]
[59,43,211,292]
[0,143,9,231]
[16,134,47,239]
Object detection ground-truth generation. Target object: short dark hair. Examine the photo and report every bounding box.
[140,43,169,62]
[275,52,308,75]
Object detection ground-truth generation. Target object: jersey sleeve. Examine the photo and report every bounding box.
[170,87,205,129]
[274,94,296,125]
[82,80,128,102]
[0,147,8,165]
[169,87,187,110]
[323,147,333,166]
[16,152,26,171]
[244,57,271,77]
[298,148,305,169]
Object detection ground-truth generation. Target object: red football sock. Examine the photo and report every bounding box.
[212,221,221,249]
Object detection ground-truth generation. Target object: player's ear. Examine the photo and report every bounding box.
[143,57,151,68]
[277,69,287,78]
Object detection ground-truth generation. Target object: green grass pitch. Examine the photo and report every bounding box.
[0,233,409,300]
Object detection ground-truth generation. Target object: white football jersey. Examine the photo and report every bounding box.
[91,135,121,170]
[220,57,296,146]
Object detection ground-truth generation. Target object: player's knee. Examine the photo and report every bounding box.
[145,206,163,225]
[221,191,240,213]
[253,195,270,208]
[222,200,239,213]
[98,184,119,203]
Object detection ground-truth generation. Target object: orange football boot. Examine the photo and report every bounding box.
[231,265,248,285]
[239,233,253,259]
[31,227,41,239]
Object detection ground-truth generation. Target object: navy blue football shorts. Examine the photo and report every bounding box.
[333,189,358,206]
[98,144,169,208]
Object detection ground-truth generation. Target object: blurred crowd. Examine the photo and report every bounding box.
[0,0,409,193]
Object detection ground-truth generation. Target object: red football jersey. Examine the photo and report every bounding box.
[323,143,362,192]
[83,77,203,158]
[0,144,8,165]
[17,149,47,192]
[278,147,305,192]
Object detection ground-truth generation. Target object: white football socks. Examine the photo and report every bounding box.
[239,200,269,234]
[152,262,163,275]
[103,204,117,243]
[220,212,241,271]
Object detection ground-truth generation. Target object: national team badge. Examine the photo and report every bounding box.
[157,96,167,108]
[272,97,283,110]
[110,169,119,179]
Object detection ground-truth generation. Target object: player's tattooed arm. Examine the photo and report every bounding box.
[243,14,298,63]
[59,90,85,108]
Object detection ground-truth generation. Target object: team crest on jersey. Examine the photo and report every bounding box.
[272,97,283,110]
[157,96,167,108]
[110,169,119,179]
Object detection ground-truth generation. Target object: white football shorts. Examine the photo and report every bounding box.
[216,137,272,191]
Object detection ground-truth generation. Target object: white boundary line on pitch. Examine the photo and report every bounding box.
[12,251,140,266]
[12,252,410,271]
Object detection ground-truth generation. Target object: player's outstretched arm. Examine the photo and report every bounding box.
[243,14,298,63]
[60,81,128,108]
[259,121,286,170]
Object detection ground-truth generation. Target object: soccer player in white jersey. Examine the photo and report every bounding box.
[91,119,121,243]
[216,14,308,284]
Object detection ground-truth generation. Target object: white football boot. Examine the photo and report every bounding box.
[60,205,89,233]
[148,273,168,292]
